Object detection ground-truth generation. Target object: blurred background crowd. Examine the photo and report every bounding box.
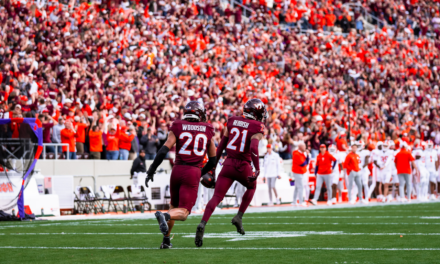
[1,0,440,160]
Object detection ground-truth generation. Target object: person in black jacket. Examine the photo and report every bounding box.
[130,150,146,179]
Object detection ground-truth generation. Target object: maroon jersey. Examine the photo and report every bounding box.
[171,119,215,167]
[225,116,265,162]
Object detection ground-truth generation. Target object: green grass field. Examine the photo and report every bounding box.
[1,202,440,264]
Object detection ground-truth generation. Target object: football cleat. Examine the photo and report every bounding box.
[195,221,206,247]
[309,199,317,206]
[155,211,169,236]
[231,215,245,235]
[160,242,173,249]
[160,236,172,249]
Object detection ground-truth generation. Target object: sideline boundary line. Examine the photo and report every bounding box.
[2,232,440,236]
[2,222,440,229]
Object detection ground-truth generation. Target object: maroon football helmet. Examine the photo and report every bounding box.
[183,101,207,122]
[243,98,267,122]
[201,172,215,189]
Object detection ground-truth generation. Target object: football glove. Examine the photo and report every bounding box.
[145,173,154,187]
[248,170,260,182]
[145,166,155,187]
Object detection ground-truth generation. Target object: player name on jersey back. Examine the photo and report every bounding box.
[233,120,250,128]
[182,124,207,132]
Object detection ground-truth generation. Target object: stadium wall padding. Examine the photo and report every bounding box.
[37,160,292,177]
[36,160,293,192]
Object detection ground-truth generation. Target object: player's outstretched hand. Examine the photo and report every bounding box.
[145,166,155,187]
[145,173,154,187]
[145,166,156,187]
[248,170,260,182]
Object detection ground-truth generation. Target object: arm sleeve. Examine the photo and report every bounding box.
[215,136,229,167]
[299,155,309,167]
[250,138,260,171]
[201,156,216,176]
[314,165,318,175]
[147,145,170,175]
[332,161,337,170]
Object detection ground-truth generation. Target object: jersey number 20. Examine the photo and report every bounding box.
[226,128,248,152]
[178,132,208,156]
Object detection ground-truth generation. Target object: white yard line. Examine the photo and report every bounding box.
[2,232,440,236]
[303,210,440,213]
[1,222,440,229]
[210,216,433,219]
[1,246,440,251]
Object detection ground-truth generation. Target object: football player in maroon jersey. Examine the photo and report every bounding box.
[146,101,216,249]
[195,99,267,247]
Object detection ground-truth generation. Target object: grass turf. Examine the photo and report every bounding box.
[1,202,440,264]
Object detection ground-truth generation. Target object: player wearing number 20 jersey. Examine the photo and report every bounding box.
[195,99,267,248]
[145,101,216,249]
[171,119,215,167]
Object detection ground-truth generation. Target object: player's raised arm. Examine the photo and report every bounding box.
[145,131,177,187]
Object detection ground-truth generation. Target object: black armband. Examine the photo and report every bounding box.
[201,156,216,176]
[147,146,170,175]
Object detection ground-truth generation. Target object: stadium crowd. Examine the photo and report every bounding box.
[1,0,440,162]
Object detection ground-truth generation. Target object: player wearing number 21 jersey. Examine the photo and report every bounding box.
[195,98,267,247]
[145,101,216,249]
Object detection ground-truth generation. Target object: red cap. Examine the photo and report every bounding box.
[20,96,28,101]
[320,144,326,148]
[42,109,49,113]
[267,144,272,149]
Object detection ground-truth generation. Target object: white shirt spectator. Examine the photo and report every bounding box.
[263,151,281,177]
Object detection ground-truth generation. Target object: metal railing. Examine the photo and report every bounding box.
[230,0,254,20]
[42,143,70,160]
[342,3,388,29]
